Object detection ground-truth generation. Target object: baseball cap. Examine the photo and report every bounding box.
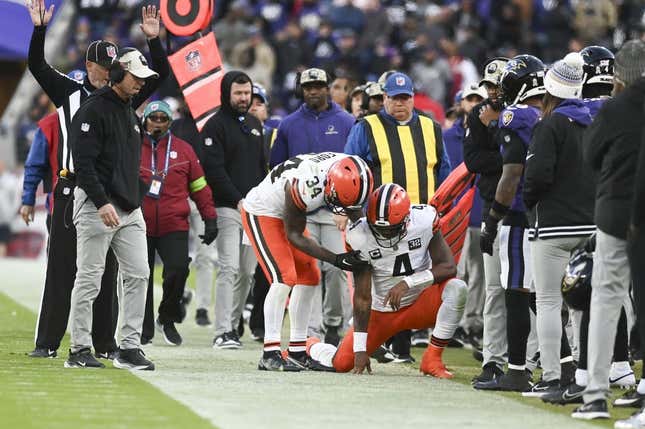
[479,57,509,87]
[116,48,159,79]
[252,83,268,104]
[143,100,173,121]
[365,81,384,98]
[86,40,118,68]
[67,69,86,81]
[383,72,414,97]
[300,68,328,85]
[461,83,488,100]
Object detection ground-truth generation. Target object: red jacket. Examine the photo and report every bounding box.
[140,133,216,237]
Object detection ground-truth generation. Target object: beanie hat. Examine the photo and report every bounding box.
[143,100,173,121]
[544,52,585,99]
[614,40,645,87]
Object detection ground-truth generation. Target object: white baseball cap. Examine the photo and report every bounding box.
[118,48,159,79]
[461,83,488,100]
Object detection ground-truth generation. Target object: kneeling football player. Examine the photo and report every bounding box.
[308,184,467,377]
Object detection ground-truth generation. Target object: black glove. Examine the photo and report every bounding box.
[334,250,370,272]
[480,216,499,256]
[199,218,218,245]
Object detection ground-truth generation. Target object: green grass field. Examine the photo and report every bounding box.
[0,258,638,429]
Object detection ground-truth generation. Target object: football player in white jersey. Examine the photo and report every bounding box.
[241,152,373,371]
[307,184,467,377]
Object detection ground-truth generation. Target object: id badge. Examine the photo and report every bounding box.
[147,175,164,199]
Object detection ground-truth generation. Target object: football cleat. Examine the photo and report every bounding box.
[541,383,585,405]
[474,369,532,392]
[610,361,636,389]
[571,399,609,420]
[614,389,645,408]
[258,351,301,372]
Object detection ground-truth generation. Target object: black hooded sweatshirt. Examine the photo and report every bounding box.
[200,71,266,209]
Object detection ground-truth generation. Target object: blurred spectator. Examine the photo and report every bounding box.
[410,46,452,106]
[327,0,365,34]
[329,75,352,110]
[274,21,312,89]
[0,160,21,257]
[231,26,276,91]
[213,1,251,60]
[573,0,617,46]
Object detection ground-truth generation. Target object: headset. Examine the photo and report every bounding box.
[109,47,137,84]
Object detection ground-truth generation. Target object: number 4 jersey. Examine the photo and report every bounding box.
[346,204,438,312]
[243,152,348,219]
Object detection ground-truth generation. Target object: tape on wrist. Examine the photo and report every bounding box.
[403,269,435,289]
[353,332,368,352]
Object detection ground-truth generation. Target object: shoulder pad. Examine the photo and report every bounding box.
[500,106,539,130]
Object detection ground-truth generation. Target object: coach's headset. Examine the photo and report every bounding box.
[108,47,139,84]
[294,69,333,100]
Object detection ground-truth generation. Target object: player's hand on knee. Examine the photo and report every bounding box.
[353,352,372,375]
[383,281,409,311]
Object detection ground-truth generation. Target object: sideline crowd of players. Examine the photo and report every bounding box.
[14,1,645,427]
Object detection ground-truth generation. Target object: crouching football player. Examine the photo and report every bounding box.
[308,184,467,377]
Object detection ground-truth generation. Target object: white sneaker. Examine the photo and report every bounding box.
[611,361,636,388]
[615,408,645,429]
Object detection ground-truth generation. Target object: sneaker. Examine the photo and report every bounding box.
[472,362,504,384]
[258,350,301,372]
[228,330,242,346]
[285,351,311,370]
[522,379,561,398]
[324,325,341,347]
[113,348,155,371]
[213,332,241,349]
[28,347,57,358]
[614,389,645,408]
[195,309,211,327]
[411,329,429,347]
[474,369,533,392]
[571,399,610,420]
[64,348,105,368]
[392,353,415,364]
[371,345,396,363]
[541,383,585,405]
[156,318,182,346]
[250,329,264,342]
[611,362,636,388]
[614,408,645,429]
[95,350,118,360]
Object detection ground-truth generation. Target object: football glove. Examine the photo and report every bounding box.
[334,250,370,272]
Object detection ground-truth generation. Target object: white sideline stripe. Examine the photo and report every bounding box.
[0,259,596,429]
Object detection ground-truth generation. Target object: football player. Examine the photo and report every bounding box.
[474,55,546,392]
[242,152,373,371]
[307,184,467,377]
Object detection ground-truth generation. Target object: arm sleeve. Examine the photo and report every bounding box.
[499,129,527,165]
[21,128,49,206]
[269,123,288,168]
[28,26,80,107]
[344,121,372,162]
[70,107,109,209]
[463,108,503,175]
[186,143,217,220]
[523,121,557,210]
[200,121,244,205]
[132,37,170,110]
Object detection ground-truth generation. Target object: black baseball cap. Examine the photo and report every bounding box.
[86,40,118,68]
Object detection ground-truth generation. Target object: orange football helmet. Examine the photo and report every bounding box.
[324,156,373,214]
[366,183,411,247]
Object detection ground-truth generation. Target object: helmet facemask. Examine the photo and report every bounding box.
[368,215,409,248]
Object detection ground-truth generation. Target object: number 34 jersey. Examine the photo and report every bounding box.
[346,204,438,312]
[243,152,348,219]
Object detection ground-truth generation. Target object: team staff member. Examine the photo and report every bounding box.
[345,72,450,360]
[25,2,168,359]
[200,71,265,350]
[522,53,594,397]
[270,68,356,345]
[573,40,645,421]
[66,48,161,370]
[139,101,218,346]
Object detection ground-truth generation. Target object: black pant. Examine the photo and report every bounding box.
[143,231,190,339]
[35,179,118,353]
[628,227,645,377]
[249,265,270,333]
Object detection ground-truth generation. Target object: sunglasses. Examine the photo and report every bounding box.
[148,114,169,123]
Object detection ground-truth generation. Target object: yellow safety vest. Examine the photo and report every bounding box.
[363,113,441,204]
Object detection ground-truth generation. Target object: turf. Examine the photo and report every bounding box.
[0,292,216,429]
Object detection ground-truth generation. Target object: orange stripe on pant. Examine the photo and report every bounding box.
[332,280,448,372]
[241,208,320,287]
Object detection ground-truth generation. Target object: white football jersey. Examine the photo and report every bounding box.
[346,204,438,312]
[243,152,348,219]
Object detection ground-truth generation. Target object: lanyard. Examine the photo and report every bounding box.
[151,134,172,178]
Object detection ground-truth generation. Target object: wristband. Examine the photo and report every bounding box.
[403,269,435,289]
[353,332,368,352]
[490,200,510,221]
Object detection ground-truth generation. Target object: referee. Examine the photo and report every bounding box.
[25,2,168,359]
